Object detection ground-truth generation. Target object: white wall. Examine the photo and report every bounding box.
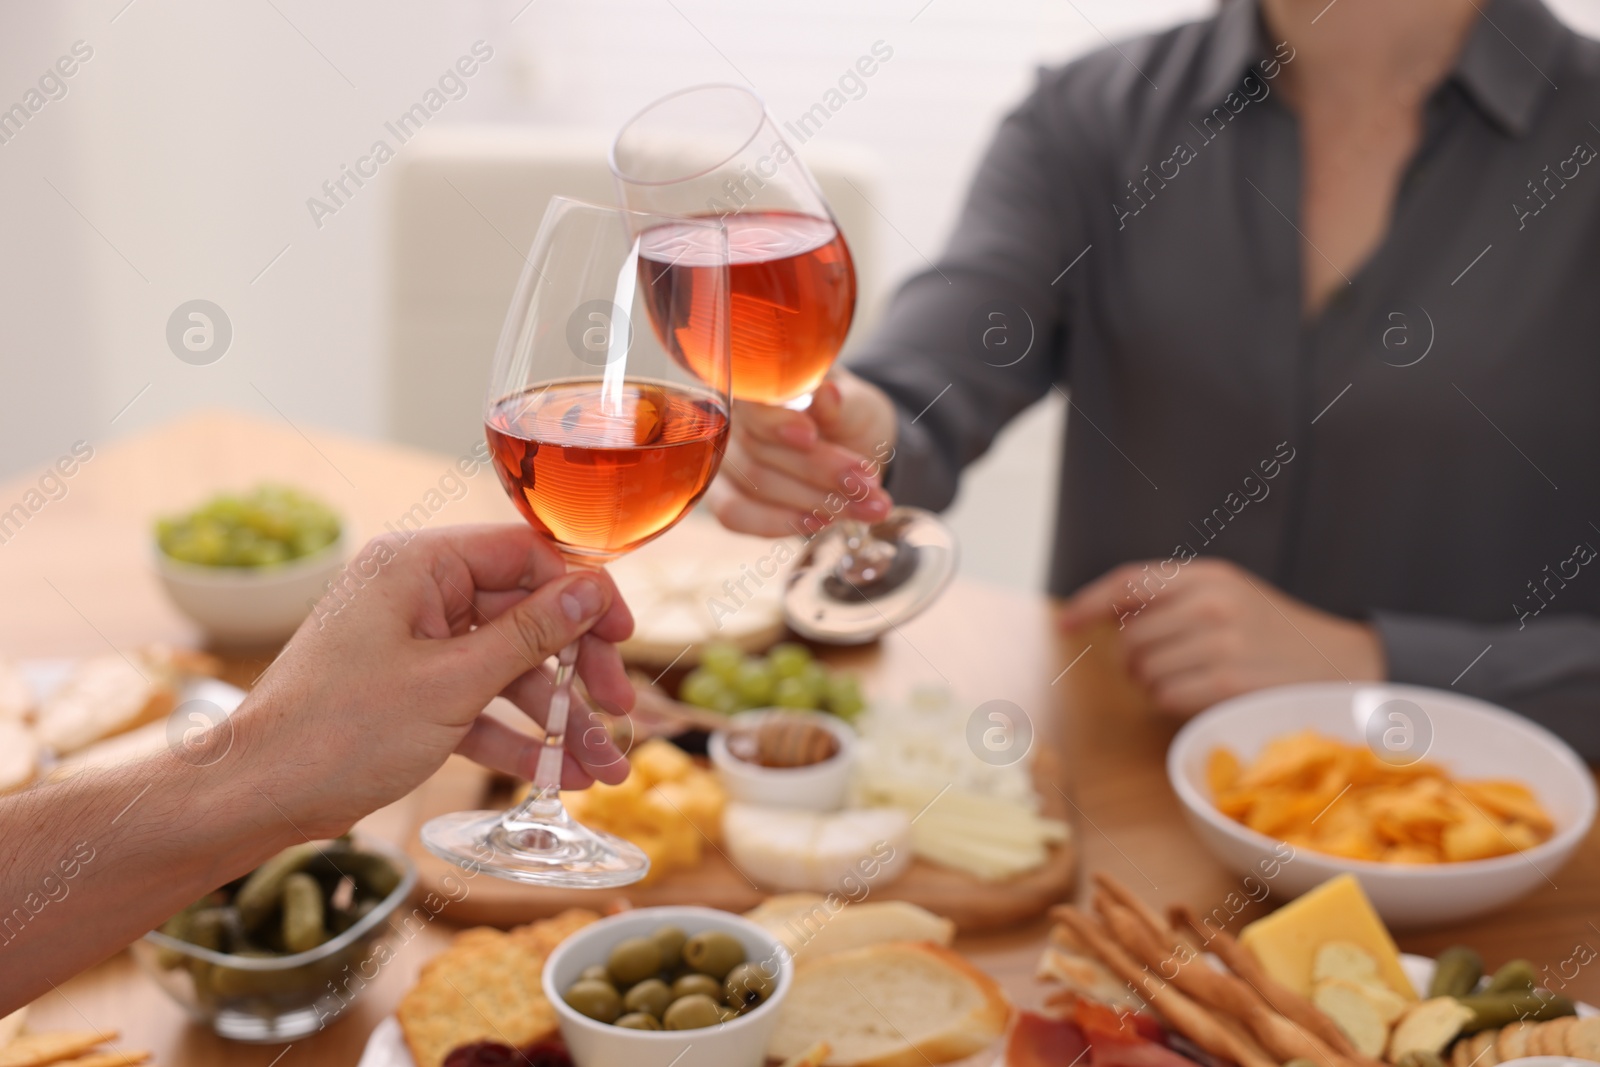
[7,0,1599,590]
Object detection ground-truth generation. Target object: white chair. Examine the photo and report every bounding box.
[385,125,886,453]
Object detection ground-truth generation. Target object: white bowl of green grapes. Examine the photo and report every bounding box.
[154,485,350,647]
[676,641,865,720]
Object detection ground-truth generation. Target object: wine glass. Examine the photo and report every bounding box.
[420,197,731,887]
[609,84,956,644]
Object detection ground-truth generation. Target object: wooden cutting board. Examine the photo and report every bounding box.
[404,752,1078,933]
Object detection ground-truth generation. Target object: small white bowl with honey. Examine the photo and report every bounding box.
[708,709,856,811]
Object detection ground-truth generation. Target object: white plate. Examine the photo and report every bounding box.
[356,953,1598,1067]
[19,658,247,772]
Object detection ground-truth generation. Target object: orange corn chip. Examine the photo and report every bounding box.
[1207,732,1554,866]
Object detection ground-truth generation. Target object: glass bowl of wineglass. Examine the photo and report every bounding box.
[420,196,732,887]
[610,83,957,645]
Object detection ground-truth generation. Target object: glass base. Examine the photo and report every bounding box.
[782,506,958,645]
[421,804,651,889]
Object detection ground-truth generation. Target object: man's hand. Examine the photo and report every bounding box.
[1058,557,1384,714]
[234,523,637,839]
[0,523,638,1011]
[707,369,900,537]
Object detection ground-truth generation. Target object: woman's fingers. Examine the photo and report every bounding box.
[706,479,807,537]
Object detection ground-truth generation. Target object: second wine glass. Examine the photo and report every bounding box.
[610,84,957,644]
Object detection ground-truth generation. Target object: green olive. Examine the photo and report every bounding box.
[671,973,722,1001]
[663,993,723,1030]
[607,937,664,988]
[724,961,776,1010]
[615,1012,663,1031]
[579,964,612,985]
[683,930,745,980]
[651,925,687,971]
[623,977,672,1019]
[564,978,622,1023]
[718,1006,740,1022]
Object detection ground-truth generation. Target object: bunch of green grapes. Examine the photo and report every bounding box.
[678,641,865,721]
[157,485,341,567]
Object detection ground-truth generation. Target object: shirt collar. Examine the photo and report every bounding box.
[1188,0,1571,137]
[1188,0,1274,117]
[1452,0,1570,136]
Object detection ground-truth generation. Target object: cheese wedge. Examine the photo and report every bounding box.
[1238,874,1415,1000]
[722,804,912,894]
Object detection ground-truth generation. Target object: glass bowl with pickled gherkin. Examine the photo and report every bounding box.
[131,835,414,1043]
[153,485,351,646]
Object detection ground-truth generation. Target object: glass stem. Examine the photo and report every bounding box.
[502,639,579,826]
[835,518,897,583]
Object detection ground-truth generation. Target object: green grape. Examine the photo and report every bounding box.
[825,673,865,721]
[700,642,745,683]
[796,661,828,705]
[679,668,726,710]
[768,642,812,679]
[773,676,814,709]
[709,687,741,715]
[156,484,341,568]
[734,660,775,706]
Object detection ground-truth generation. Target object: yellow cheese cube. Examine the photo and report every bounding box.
[631,738,694,785]
[1238,874,1416,1000]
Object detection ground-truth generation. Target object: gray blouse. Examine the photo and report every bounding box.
[852,0,1600,756]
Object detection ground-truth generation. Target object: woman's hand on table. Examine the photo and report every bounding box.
[707,368,899,537]
[241,523,637,839]
[1059,557,1385,714]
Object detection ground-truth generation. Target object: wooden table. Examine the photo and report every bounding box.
[4,412,1598,1066]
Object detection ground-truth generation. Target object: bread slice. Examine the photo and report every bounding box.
[767,941,1011,1067]
[745,894,955,962]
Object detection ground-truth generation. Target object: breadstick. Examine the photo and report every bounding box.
[1095,895,1352,1067]
[1093,872,1182,942]
[1171,903,1374,1066]
[1051,906,1278,1067]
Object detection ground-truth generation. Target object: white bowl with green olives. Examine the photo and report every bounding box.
[542,906,792,1067]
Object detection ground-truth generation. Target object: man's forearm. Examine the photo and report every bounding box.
[0,748,297,1011]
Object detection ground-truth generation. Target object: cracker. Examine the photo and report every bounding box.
[0,1032,116,1067]
[1535,1017,1577,1056]
[399,931,555,1067]
[1565,1016,1600,1060]
[508,909,599,959]
[1496,1021,1533,1061]
[1465,1030,1500,1067]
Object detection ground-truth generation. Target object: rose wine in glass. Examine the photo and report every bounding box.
[640,212,855,406]
[612,84,956,644]
[421,198,730,887]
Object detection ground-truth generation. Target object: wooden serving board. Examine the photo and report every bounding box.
[404,751,1078,933]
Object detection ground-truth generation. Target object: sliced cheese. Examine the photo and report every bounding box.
[722,803,911,894]
[744,894,955,962]
[1238,874,1415,1000]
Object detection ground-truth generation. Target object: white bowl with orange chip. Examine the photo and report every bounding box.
[1167,682,1596,928]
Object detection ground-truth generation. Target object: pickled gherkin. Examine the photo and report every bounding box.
[149,839,404,1013]
[281,873,327,953]
[1429,946,1484,998]
[234,842,321,929]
